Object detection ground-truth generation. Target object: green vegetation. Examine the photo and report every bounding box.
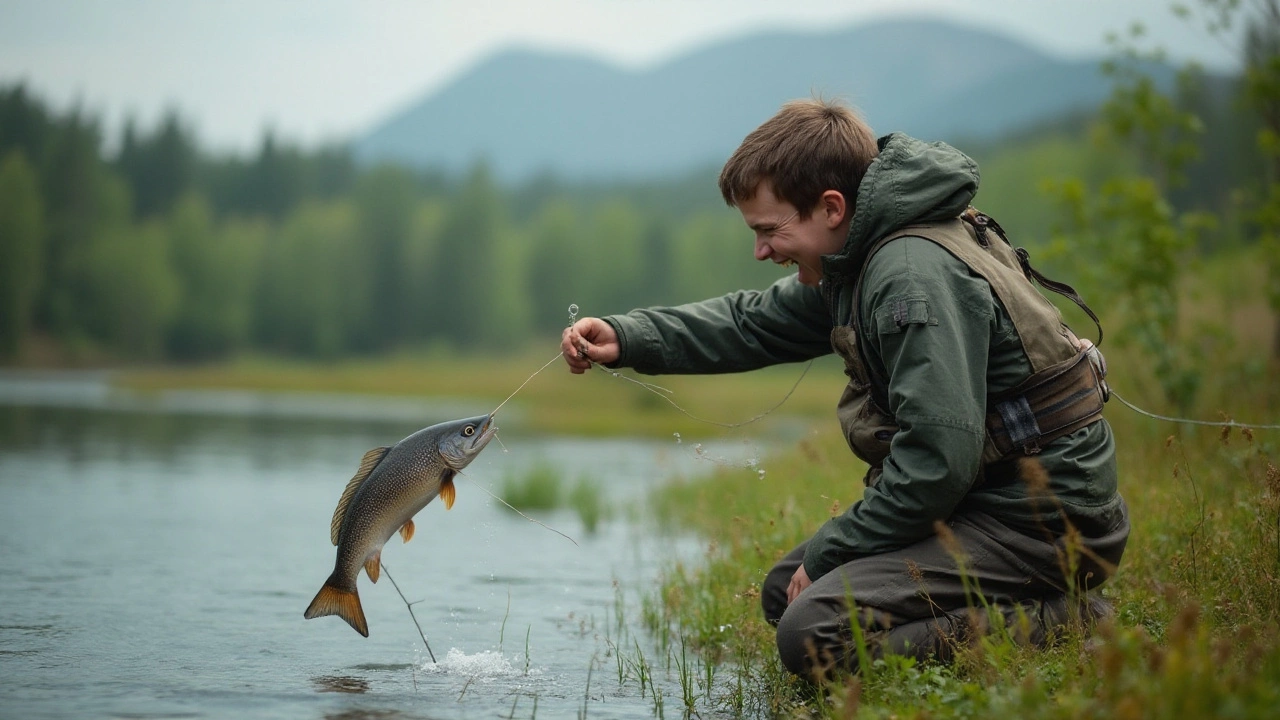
[499,461,610,533]
[0,14,1268,367]
[567,477,607,534]
[500,462,563,511]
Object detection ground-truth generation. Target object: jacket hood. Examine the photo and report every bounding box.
[821,132,979,282]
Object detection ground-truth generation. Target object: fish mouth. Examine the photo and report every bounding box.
[460,414,498,459]
[474,415,499,448]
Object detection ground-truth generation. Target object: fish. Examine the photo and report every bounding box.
[304,414,498,636]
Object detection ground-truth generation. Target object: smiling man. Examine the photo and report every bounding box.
[560,98,1128,679]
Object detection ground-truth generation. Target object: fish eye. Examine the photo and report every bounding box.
[463,425,476,437]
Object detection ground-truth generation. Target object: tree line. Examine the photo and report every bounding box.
[1,6,1277,367]
[0,84,788,361]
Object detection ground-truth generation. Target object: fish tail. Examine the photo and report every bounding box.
[303,574,369,637]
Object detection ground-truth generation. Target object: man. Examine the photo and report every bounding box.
[561,99,1128,677]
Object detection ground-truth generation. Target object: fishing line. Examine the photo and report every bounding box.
[458,472,580,547]
[582,355,813,429]
[475,303,811,544]
[379,561,437,663]
[490,352,562,418]
[1111,390,1280,430]
[565,302,814,429]
[492,303,811,430]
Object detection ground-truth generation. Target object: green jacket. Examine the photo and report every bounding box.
[605,133,1126,581]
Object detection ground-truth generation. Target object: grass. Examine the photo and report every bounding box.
[500,462,564,511]
[646,384,1280,717]
[499,462,611,534]
[568,477,607,534]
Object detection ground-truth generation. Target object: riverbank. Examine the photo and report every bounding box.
[111,349,848,438]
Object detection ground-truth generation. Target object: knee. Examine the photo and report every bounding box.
[775,598,840,678]
[775,610,812,677]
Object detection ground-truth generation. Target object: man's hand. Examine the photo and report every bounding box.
[787,564,812,604]
[561,318,621,373]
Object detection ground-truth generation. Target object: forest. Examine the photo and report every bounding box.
[0,12,1276,387]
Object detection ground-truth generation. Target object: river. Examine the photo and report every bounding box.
[0,372,766,719]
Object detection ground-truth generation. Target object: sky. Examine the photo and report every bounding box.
[0,0,1247,154]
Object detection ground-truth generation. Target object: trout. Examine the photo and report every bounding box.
[304,414,497,636]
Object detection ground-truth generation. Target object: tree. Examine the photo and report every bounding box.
[669,210,787,305]
[432,163,504,347]
[1237,0,1280,357]
[166,193,263,358]
[586,200,647,314]
[527,199,585,332]
[254,200,363,357]
[38,108,122,340]
[352,166,418,350]
[78,220,180,358]
[401,198,448,345]
[1045,23,1218,411]
[114,111,197,219]
[0,151,45,357]
[0,84,54,170]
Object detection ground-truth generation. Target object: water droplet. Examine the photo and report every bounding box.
[672,432,681,444]
[694,443,704,455]
[757,469,766,480]
[567,303,579,320]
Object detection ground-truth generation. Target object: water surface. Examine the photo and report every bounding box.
[0,374,763,719]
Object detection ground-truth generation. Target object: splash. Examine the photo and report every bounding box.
[419,648,541,678]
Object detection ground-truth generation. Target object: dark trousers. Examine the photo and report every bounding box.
[761,504,1129,677]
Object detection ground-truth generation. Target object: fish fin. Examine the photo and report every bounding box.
[331,446,392,546]
[440,474,456,510]
[399,519,414,544]
[304,578,369,637]
[364,550,381,583]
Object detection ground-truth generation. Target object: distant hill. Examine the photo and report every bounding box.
[354,18,1159,181]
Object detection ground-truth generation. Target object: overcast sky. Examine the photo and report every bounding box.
[0,0,1246,154]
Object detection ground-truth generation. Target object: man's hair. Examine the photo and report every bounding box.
[718,97,878,218]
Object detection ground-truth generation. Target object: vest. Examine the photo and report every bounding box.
[831,208,1107,487]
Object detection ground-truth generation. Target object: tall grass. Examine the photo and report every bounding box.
[499,462,610,533]
[500,462,563,511]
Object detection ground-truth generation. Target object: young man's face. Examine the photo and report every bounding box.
[737,182,848,287]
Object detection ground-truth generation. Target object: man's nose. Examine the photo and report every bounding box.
[754,236,771,261]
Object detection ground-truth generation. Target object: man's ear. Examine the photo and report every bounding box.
[820,190,848,229]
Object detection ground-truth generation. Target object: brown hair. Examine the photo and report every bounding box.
[718,97,878,218]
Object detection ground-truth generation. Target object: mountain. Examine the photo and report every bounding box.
[353,18,1147,181]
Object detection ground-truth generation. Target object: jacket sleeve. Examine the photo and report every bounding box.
[602,275,833,375]
[803,238,993,581]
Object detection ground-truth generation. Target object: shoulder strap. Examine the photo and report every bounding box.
[960,209,1104,346]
